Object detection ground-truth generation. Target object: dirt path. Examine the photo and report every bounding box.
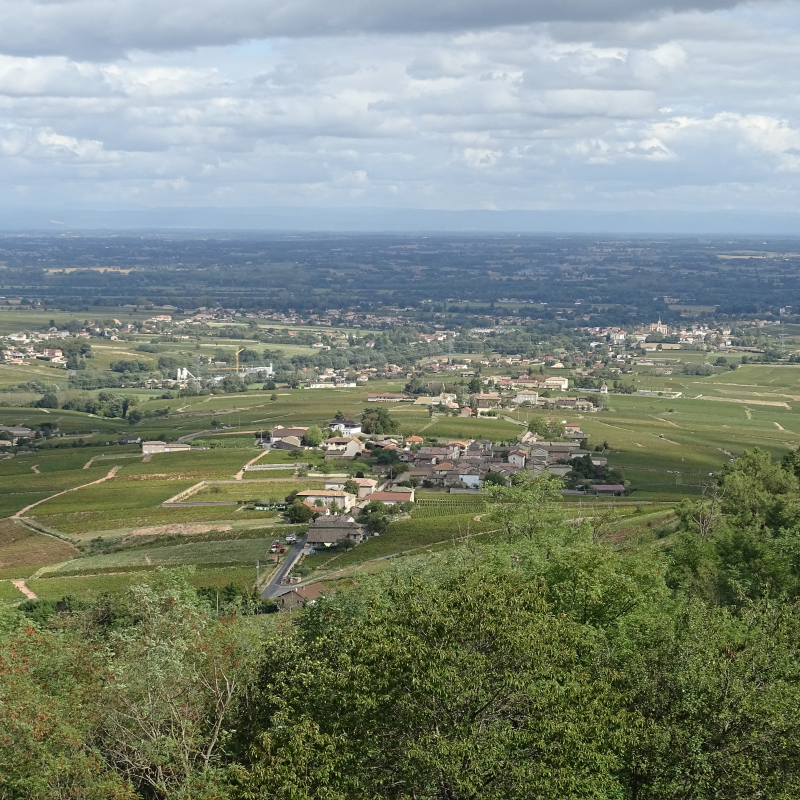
[11,579,36,600]
[589,420,640,434]
[699,396,789,409]
[12,465,121,519]
[83,457,94,469]
[650,415,683,428]
[234,450,271,480]
[30,464,40,474]
[775,422,787,431]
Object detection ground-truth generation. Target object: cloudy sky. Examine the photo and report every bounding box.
[2,0,800,225]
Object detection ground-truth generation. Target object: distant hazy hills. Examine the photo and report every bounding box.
[2,206,800,235]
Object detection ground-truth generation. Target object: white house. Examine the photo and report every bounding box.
[323,437,364,459]
[296,490,356,512]
[458,469,482,489]
[508,449,527,469]
[141,441,191,454]
[541,377,569,391]
[324,477,377,498]
[330,419,362,435]
[512,391,539,405]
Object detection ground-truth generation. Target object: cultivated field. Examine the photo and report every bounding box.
[1,359,800,603]
[27,566,259,602]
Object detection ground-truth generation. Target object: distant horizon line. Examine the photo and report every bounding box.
[2,206,800,235]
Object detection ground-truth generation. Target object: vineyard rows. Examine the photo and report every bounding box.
[413,498,488,518]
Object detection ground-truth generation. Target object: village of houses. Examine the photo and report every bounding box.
[0,308,765,376]
[135,411,621,572]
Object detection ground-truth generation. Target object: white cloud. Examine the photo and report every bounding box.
[0,1,798,216]
[0,0,745,60]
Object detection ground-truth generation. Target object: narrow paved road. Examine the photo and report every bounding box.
[261,535,307,599]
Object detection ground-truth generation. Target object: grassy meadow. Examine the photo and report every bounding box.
[2,353,800,603]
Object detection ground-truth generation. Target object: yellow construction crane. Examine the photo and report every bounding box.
[207,348,246,375]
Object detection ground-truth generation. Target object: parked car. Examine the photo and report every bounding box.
[285,534,297,543]
[280,547,287,554]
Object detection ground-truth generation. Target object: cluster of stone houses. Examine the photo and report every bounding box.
[481,375,569,393]
[1,344,67,365]
[583,320,737,351]
[257,425,367,460]
[0,424,35,446]
[259,421,602,496]
[257,426,310,451]
[394,427,596,489]
[295,481,415,516]
[298,483,414,555]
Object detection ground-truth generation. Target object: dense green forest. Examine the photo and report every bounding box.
[3,447,800,799]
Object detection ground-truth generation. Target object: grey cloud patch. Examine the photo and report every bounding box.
[0,10,800,217]
[0,0,745,58]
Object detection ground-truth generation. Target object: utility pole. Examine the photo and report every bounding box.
[256,559,260,583]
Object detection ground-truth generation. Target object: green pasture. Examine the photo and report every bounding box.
[27,565,258,602]
[190,433,266,449]
[0,581,27,603]
[237,469,296,479]
[413,497,488,518]
[303,513,497,576]
[39,506,289,539]
[0,407,123,435]
[96,522,298,552]
[0,308,152,336]
[0,461,113,516]
[118,449,251,477]
[192,479,324,502]
[44,535,284,575]
[0,466,111,493]
[27,477,194,514]
[415,416,523,442]
[0,566,40,581]
[0,492,55,518]
[700,364,800,390]
[3,363,800,539]
[572,390,800,498]
[0,361,68,388]
[142,381,408,434]
[0,518,80,572]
